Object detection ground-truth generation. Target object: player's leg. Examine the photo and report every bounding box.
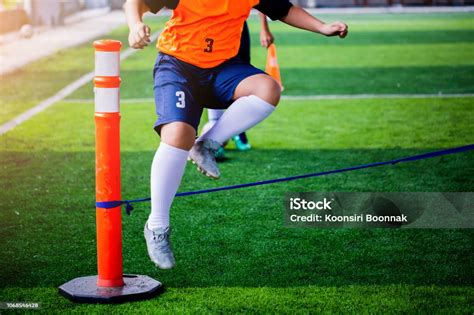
[203,109,224,134]
[232,21,253,151]
[233,132,251,151]
[199,73,279,144]
[149,121,195,229]
[202,109,226,158]
[190,62,280,178]
[202,21,252,156]
[145,53,201,269]
[232,72,281,105]
[146,122,194,269]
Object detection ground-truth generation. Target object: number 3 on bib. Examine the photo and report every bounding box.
[176,91,185,108]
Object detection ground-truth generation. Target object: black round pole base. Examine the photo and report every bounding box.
[59,274,163,304]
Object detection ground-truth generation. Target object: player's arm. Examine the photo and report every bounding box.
[282,6,348,38]
[254,0,348,39]
[125,0,152,49]
[259,13,274,48]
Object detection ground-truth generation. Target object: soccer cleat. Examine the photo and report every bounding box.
[188,139,221,179]
[233,135,251,151]
[144,223,176,269]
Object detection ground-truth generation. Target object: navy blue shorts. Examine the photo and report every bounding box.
[153,52,266,132]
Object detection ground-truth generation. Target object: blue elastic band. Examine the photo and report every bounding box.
[95,144,474,215]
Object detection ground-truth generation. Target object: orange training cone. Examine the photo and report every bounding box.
[265,43,284,91]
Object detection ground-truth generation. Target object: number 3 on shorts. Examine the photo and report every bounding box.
[176,91,185,108]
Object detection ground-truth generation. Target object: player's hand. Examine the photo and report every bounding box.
[128,21,151,49]
[260,29,274,48]
[320,21,348,38]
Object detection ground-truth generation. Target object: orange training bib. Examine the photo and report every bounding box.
[157,0,260,68]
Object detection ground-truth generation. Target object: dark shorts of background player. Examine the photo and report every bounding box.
[152,51,265,133]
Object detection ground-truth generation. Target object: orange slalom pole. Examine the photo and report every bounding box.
[265,43,284,91]
[93,40,124,288]
[58,40,162,303]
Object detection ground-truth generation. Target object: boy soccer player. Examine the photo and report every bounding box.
[125,0,348,269]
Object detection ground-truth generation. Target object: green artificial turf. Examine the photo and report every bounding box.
[0,286,472,314]
[0,11,473,314]
[0,18,167,125]
[1,96,473,313]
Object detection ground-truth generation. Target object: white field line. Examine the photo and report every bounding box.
[0,32,160,136]
[282,93,474,100]
[63,93,474,104]
[151,6,474,17]
[301,6,474,14]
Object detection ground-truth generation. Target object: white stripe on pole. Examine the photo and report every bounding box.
[94,87,120,113]
[95,51,120,77]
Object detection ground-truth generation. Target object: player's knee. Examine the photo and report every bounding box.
[234,74,281,106]
[253,76,281,106]
[160,122,196,150]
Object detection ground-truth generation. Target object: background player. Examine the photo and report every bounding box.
[203,13,275,156]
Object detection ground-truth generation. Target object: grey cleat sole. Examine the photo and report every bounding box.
[188,156,220,179]
[188,139,222,179]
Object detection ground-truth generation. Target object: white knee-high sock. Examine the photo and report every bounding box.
[148,142,189,230]
[208,109,225,122]
[199,95,275,144]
